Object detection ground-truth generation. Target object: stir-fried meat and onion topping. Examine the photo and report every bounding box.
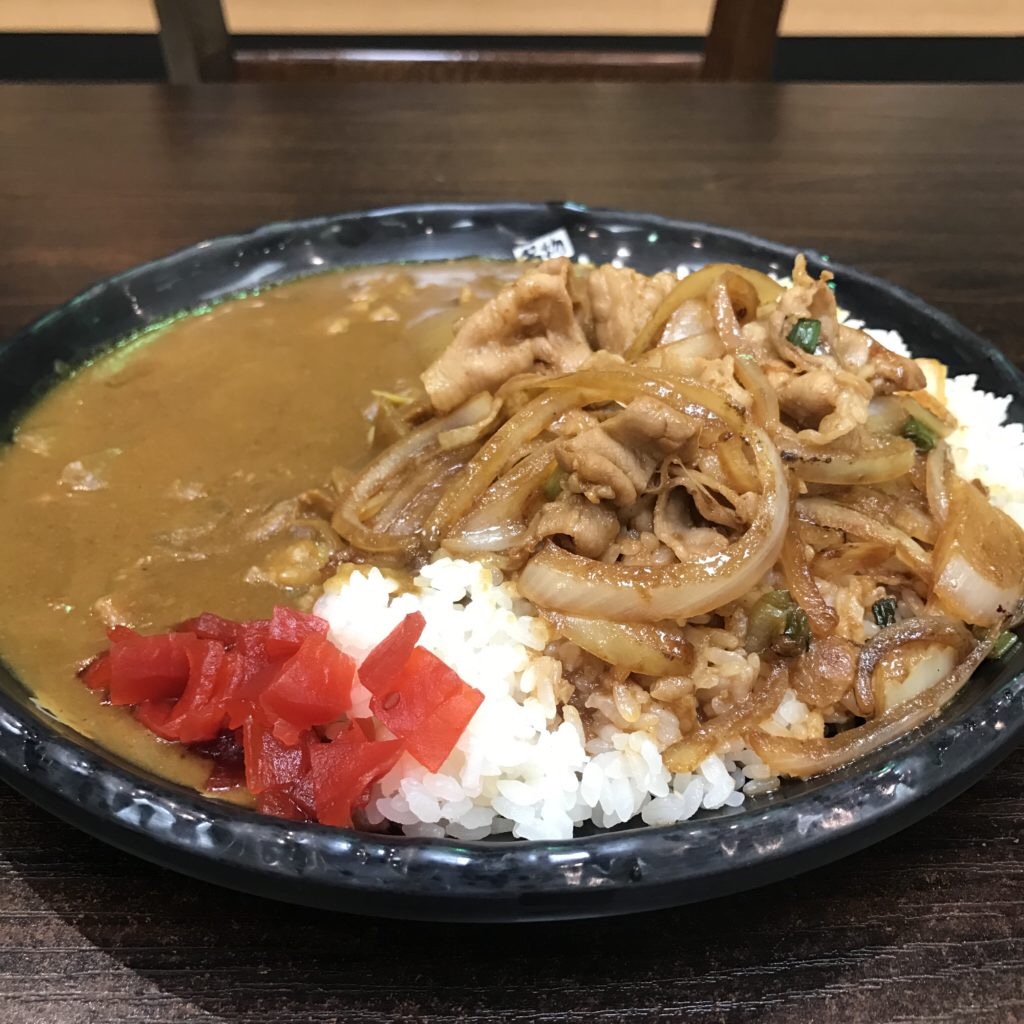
[328,256,1024,781]
[422,259,592,413]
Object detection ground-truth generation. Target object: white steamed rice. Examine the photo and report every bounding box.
[315,559,771,840]
[843,317,1024,528]
[314,318,1024,840]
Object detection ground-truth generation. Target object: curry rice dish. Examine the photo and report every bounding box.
[0,256,1021,841]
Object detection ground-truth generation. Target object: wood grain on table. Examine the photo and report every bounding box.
[0,83,1021,1024]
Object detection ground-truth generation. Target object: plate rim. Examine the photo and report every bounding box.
[1,200,1021,922]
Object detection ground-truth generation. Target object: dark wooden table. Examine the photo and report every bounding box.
[1,83,1022,1024]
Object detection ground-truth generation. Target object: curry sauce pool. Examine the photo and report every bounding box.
[0,261,516,786]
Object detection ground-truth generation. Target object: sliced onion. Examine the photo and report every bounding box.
[934,553,1024,628]
[350,392,493,516]
[640,332,725,367]
[811,541,895,582]
[664,664,789,773]
[865,395,908,436]
[659,298,716,346]
[520,366,745,431]
[867,389,956,442]
[437,394,503,449]
[796,497,932,581]
[626,264,784,359]
[444,446,557,554]
[898,390,957,439]
[779,433,917,486]
[371,447,472,533]
[876,643,957,714]
[892,502,937,546]
[853,615,972,715]
[790,636,859,707]
[834,484,937,545]
[708,277,746,351]
[424,390,579,543]
[734,355,780,433]
[721,272,761,325]
[443,522,524,555]
[749,633,990,779]
[780,524,838,638]
[916,358,948,402]
[519,426,788,623]
[334,392,495,554]
[544,613,693,677]
[932,475,1024,627]
[925,442,950,525]
[714,433,761,494]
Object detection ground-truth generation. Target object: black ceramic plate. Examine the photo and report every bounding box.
[0,203,1021,923]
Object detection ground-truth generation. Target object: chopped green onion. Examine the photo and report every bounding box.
[987,630,1020,660]
[543,468,567,501]
[746,590,790,652]
[787,318,821,354]
[872,597,898,627]
[747,589,811,657]
[370,388,414,406]
[781,605,812,654]
[901,415,937,451]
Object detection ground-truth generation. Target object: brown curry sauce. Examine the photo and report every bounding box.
[0,261,516,787]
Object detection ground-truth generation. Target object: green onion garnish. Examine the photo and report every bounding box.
[872,597,898,627]
[901,416,937,451]
[543,468,566,501]
[987,630,1020,660]
[787,318,821,354]
[782,605,812,653]
[747,589,811,656]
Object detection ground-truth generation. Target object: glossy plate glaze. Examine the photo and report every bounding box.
[0,203,1021,922]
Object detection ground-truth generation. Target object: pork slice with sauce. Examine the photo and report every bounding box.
[555,397,697,506]
[586,265,677,355]
[530,492,620,559]
[421,258,592,412]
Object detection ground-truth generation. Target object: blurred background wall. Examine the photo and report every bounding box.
[4,1,1023,36]
[1,0,1022,81]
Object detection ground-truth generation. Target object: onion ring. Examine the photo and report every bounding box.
[853,615,973,715]
[749,633,990,778]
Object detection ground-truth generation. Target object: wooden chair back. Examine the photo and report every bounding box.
[154,0,784,85]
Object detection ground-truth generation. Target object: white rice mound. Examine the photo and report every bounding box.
[314,317,1024,840]
[315,560,772,840]
[944,375,1024,527]
[845,318,1024,528]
